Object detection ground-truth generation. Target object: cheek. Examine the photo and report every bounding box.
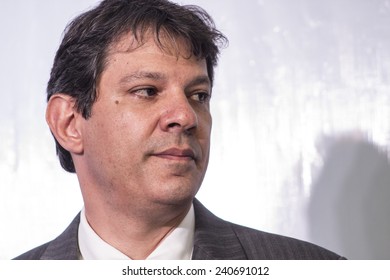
[199,111,212,141]
[84,107,127,154]
[198,112,212,162]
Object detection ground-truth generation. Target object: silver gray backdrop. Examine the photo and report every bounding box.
[1,0,390,259]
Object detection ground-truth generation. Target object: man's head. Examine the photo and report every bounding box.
[47,0,226,173]
[46,0,227,211]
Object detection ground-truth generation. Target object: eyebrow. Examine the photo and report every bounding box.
[119,71,211,88]
[119,71,166,85]
[186,75,211,89]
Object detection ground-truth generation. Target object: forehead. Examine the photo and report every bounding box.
[98,31,209,89]
[99,31,209,87]
[107,30,194,61]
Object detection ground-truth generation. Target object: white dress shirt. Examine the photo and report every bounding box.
[78,204,195,260]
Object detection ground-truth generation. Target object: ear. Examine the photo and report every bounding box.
[46,94,84,155]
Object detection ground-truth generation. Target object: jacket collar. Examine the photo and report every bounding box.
[39,198,248,260]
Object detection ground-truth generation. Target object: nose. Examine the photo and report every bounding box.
[159,94,198,134]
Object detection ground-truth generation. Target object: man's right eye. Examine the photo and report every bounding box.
[131,87,157,98]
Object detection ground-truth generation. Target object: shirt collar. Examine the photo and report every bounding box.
[78,204,195,260]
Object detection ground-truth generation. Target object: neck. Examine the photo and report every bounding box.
[83,196,192,259]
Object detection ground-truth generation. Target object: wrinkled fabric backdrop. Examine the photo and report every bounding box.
[1,0,390,259]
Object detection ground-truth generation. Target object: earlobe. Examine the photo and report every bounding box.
[46,94,84,154]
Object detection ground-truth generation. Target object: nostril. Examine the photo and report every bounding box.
[168,122,180,128]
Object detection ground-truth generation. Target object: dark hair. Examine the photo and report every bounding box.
[47,0,227,173]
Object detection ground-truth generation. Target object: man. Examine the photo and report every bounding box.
[15,0,343,260]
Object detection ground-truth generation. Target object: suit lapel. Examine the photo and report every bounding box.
[192,199,248,260]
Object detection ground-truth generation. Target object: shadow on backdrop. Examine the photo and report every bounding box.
[308,135,390,259]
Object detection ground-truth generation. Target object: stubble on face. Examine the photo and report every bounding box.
[77,32,212,218]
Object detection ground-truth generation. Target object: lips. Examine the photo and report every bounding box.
[152,148,196,161]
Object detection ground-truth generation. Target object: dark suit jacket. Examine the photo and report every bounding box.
[14,199,344,260]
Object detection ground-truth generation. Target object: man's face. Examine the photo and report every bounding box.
[79,34,212,212]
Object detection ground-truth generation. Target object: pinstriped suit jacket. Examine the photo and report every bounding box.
[14,199,344,260]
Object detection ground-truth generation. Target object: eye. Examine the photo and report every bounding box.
[131,87,157,98]
[190,91,211,103]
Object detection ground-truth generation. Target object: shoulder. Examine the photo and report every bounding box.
[230,222,344,259]
[13,214,81,260]
[13,243,51,260]
[193,199,344,260]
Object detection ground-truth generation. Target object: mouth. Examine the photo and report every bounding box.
[152,148,196,161]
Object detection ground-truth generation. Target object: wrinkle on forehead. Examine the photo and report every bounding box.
[107,29,194,62]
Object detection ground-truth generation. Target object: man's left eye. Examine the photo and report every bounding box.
[190,92,211,103]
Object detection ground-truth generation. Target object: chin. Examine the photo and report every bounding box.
[149,182,199,207]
